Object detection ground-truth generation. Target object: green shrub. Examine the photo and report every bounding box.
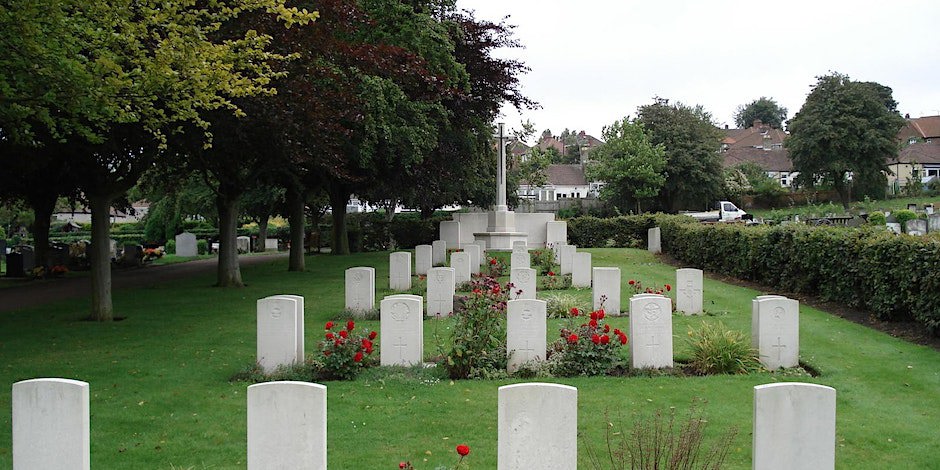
[893,209,918,232]
[548,306,627,376]
[530,247,555,274]
[197,239,208,255]
[444,277,509,379]
[315,319,377,380]
[543,293,589,318]
[867,211,887,226]
[165,239,176,254]
[686,321,761,375]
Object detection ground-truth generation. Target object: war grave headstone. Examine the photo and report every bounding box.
[257,296,300,373]
[380,295,424,366]
[510,267,537,300]
[592,267,621,315]
[12,378,90,470]
[628,295,674,369]
[415,244,432,275]
[571,252,592,288]
[498,383,577,470]
[464,243,481,275]
[389,252,412,290]
[510,245,530,270]
[247,381,327,470]
[675,268,703,314]
[451,252,471,285]
[426,267,456,317]
[176,232,197,257]
[559,244,576,275]
[648,227,662,254]
[752,382,836,470]
[345,267,376,313]
[506,299,547,373]
[753,296,799,369]
[431,240,447,266]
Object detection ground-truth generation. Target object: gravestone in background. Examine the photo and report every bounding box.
[647,227,662,254]
[263,294,305,363]
[571,252,592,288]
[752,382,836,470]
[464,244,481,275]
[380,295,424,366]
[906,219,927,236]
[506,299,547,373]
[675,268,703,314]
[256,296,300,373]
[929,213,940,233]
[592,267,621,315]
[389,252,412,291]
[176,232,197,257]
[236,236,251,253]
[754,296,799,369]
[345,267,376,313]
[440,220,461,248]
[12,378,90,470]
[628,295,674,369]
[751,295,785,349]
[426,267,456,317]
[264,238,279,251]
[415,245,432,276]
[510,267,537,300]
[451,252,471,285]
[498,383,577,470]
[510,245,530,270]
[431,240,446,266]
[559,244,576,275]
[247,381,327,470]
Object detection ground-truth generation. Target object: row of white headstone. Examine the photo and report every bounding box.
[10,378,836,470]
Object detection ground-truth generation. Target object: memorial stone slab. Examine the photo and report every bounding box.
[175,232,197,257]
[257,296,300,373]
[930,214,940,233]
[451,252,471,285]
[906,219,927,236]
[12,378,90,470]
[629,295,674,369]
[122,244,140,266]
[380,295,424,366]
[751,295,785,349]
[345,267,376,312]
[415,244,433,275]
[426,267,456,317]
[432,240,447,266]
[592,267,622,315]
[263,295,305,363]
[510,267,537,300]
[753,382,836,470]
[506,299,547,373]
[546,221,568,251]
[264,238,279,251]
[464,244,481,275]
[498,383,577,470]
[926,204,935,215]
[648,227,662,254]
[675,268,704,314]
[754,296,799,369]
[559,244,576,275]
[389,252,412,291]
[440,220,461,248]
[474,240,487,265]
[510,246,530,270]
[236,236,251,253]
[247,381,327,470]
[886,222,901,234]
[571,252,592,288]
[512,241,527,250]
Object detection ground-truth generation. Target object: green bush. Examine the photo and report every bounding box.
[197,239,208,255]
[547,307,626,376]
[893,209,918,232]
[445,277,509,379]
[568,214,696,248]
[165,239,176,254]
[867,211,887,226]
[686,321,761,375]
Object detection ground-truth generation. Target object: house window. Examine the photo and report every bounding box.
[912,168,920,178]
[909,137,917,145]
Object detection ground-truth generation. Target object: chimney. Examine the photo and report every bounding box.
[724,124,729,129]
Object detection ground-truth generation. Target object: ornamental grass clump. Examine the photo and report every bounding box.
[544,293,589,319]
[445,276,510,379]
[548,304,628,376]
[686,321,761,375]
[317,320,378,380]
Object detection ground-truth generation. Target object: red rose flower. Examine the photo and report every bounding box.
[614,328,621,335]
[346,320,355,331]
[590,311,598,321]
[400,462,407,469]
[665,284,672,291]
[567,334,579,343]
[628,279,635,285]
[365,345,373,354]
[490,258,497,265]
[591,334,601,345]
[456,444,470,456]
[325,321,334,330]
[353,351,363,362]
[619,333,628,345]
[362,338,372,349]
[601,334,610,345]
[326,332,335,340]
[604,324,610,333]
[369,331,378,340]
[473,288,482,295]
[589,319,598,328]
[548,271,555,276]
[324,350,331,356]
[339,330,349,339]
[570,307,580,316]
[646,287,653,293]
[597,309,605,319]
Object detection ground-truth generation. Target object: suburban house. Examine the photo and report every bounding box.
[890,115,940,191]
[515,130,605,201]
[720,120,798,187]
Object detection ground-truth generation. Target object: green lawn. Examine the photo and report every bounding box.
[0,249,937,468]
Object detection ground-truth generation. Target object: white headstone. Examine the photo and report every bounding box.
[926,205,935,215]
[344,267,375,312]
[247,381,326,470]
[464,244,481,275]
[751,295,785,349]
[12,378,90,470]
[451,252,471,285]
[426,267,456,317]
[929,214,940,233]
[498,383,577,470]
[506,300,547,373]
[546,221,568,250]
[415,244,432,275]
[629,295,674,369]
[906,219,927,235]
[512,241,527,250]
[675,268,703,314]
[237,235,251,253]
[886,222,902,234]
[109,238,118,259]
[175,232,197,257]
[559,244,576,275]
[432,240,447,266]
[264,294,304,363]
[753,382,836,470]
[264,238,279,251]
[389,252,412,291]
[510,268,537,300]
[648,227,662,254]
[474,240,487,265]
[510,246,530,270]
[440,220,461,248]
[754,296,800,369]
[592,267,621,315]
[571,252,592,288]
[257,296,300,373]
[380,295,424,365]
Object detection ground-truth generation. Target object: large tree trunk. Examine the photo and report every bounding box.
[833,172,851,210]
[28,193,57,268]
[216,195,243,287]
[89,193,113,321]
[287,187,305,271]
[328,186,350,255]
[256,217,269,252]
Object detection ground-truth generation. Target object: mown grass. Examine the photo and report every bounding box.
[0,249,938,468]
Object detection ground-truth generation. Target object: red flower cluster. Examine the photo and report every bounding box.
[629,279,673,297]
[613,328,628,345]
[320,320,378,380]
[570,307,580,317]
[456,444,470,456]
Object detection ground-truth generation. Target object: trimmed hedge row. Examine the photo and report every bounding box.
[567,214,695,248]
[660,221,940,335]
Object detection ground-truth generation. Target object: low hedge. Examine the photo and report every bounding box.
[661,222,940,335]
[566,214,696,248]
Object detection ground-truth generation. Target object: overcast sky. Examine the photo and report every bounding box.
[457,0,940,142]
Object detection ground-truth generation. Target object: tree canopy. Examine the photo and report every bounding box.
[585,118,665,213]
[733,97,788,129]
[786,73,905,208]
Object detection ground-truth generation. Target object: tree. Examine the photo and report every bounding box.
[734,97,788,129]
[636,98,725,211]
[585,119,666,213]
[786,73,905,209]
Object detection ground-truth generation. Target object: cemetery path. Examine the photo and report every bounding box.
[0,253,288,314]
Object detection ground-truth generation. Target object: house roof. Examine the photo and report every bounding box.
[546,164,588,186]
[720,121,787,149]
[903,115,940,139]
[893,141,940,164]
[722,147,794,172]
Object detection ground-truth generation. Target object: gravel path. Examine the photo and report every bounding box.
[0,253,288,313]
